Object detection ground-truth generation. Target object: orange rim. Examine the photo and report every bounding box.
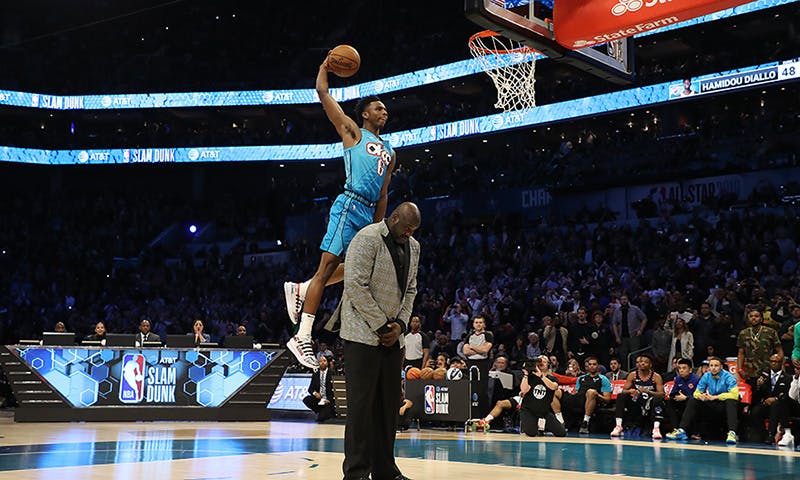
[468,30,537,56]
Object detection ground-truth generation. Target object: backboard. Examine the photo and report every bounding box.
[465,0,635,84]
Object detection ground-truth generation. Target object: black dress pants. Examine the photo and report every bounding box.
[302,395,336,423]
[343,340,403,480]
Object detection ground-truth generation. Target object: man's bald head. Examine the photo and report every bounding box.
[387,202,421,244]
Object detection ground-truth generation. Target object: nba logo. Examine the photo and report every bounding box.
[424,385,435,415]
[119,354,145,403]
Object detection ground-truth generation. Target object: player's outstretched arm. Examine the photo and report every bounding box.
[316,56,360,147]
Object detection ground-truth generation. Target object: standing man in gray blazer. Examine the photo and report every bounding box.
[327,202,421,480]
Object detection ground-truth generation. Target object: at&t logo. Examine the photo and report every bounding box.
[612,0,671,16]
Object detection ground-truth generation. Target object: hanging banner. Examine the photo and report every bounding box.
[554,0,752,49]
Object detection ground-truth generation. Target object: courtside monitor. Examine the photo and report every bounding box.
[225,335,255,349]
[165,335,197,348]
[105,333,137,347]
[42,332,77,346]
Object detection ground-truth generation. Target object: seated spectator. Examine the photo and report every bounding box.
[482,355,518,430]
[509,336,527,369]
[776,364,799,446]
[562,355,612,434]
[236,325,248,336]
[664,358,699,432]
[54,322,67,333]
[549,355,561,375]
[605,356,627,382]
[84,322,107,344]
[564,358,583,378]
[136,318,161,345]
[748,353,791,443]
[662,356,681,382]
[302,356,335,423]
[612,354,665,439]
[666,357,740,444]
[188,319,211,345]
[430,333,455,360]
[316,341,333,362]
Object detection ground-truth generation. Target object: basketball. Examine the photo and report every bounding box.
[446,367,463,381]
[328,45,361,78]
[433,367,447,380]
[420,367,434,379]
[405,367,421,380]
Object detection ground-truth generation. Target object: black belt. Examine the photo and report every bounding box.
[344,189,377,208]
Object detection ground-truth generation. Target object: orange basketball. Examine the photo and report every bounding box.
[420,367,434,379]
[433,367,447,380]
[328,45,361,78]
[405,367,421,380]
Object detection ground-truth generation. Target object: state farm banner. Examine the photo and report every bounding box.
[554,0,752,49]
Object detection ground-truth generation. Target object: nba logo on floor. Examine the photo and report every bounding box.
[119,354,145,403]
[424,385,435,414]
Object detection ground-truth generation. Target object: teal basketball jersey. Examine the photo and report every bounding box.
[343,128,394,202]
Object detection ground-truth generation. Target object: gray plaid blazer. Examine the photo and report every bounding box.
[325,221,419,347]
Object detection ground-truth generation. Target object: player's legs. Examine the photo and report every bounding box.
[287,195,371,370]
[487,399,513,419]
[287,252,341,369]
[482,397,517,427]
[303,252,342,319]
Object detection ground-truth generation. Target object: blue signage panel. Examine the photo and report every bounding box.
[267,373,312,411]
[16,347,275,407]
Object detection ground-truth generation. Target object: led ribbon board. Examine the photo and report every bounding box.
[1,58,796,165]
[0,0,792,111]
[16,347,275,407]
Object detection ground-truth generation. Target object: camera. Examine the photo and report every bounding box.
[522,359,537,373]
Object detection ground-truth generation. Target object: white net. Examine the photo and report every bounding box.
[468,31,538,112]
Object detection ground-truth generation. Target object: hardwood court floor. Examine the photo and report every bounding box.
[0,416,797,479]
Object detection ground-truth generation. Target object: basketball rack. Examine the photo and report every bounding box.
[464,0,634,85]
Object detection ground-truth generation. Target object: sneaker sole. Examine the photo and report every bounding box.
[284,282,301,326]
[287,339,317,370]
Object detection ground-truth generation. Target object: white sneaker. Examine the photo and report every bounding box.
[652,427,662,440]
[287,335,318,370]
[777,430,794,447]
[610,425,624,437]
[284,282,303,326]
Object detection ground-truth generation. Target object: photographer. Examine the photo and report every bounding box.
[519,356,566,437]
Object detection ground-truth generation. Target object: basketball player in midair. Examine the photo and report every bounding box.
[285,53,395,369]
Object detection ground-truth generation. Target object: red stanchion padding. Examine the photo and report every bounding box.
[737,382,752,405]
[553,372,578,385]
[558,384,576,394]
[553,0,752,49]
[610,379,626,399]
[663,381,674,400]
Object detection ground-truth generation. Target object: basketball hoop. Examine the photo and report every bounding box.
[468,30,538,111]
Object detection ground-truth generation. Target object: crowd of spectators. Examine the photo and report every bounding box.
[1,160,800,442]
